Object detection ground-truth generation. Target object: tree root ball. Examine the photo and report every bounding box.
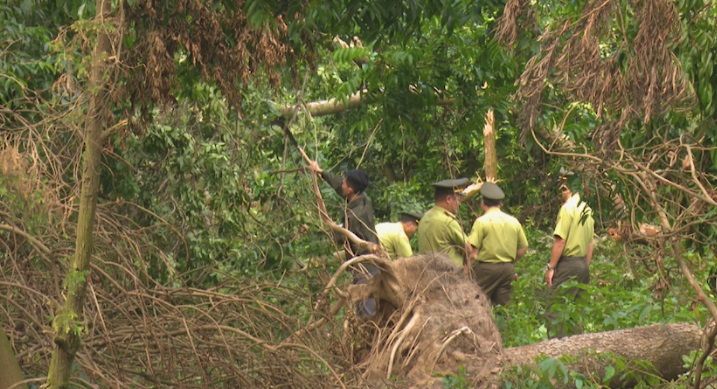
[357,254,502,387]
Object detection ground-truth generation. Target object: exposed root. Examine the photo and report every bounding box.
[387,312,421,379]
[431,326,475,371]
[357,254,503,387]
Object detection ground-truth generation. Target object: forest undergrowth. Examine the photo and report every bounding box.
[2,206,716,388]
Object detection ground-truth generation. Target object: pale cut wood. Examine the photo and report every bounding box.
[274,91,367,117]
[483,109,497,181]
[272,89,453,118]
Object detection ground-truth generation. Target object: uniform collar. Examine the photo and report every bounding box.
[484,207,501,214]
[435,205,457,218]
[565,192,581,206]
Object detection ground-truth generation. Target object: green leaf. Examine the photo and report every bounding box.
[332,46,371,64]
[603,366,616,382]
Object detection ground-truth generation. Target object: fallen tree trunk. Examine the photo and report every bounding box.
[353,254,705,387]
[505,323,702,386]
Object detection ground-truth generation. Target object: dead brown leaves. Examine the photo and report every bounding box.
[125,0,297,111]
[0,115,352,387]
[498,0,696,150]
[2,233,350,387]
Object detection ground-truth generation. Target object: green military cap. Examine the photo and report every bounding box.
[400,210,424,222]
[479,182,505,200]
[557,167,574,183]
[431,178,470,190]
[556,167,579,190]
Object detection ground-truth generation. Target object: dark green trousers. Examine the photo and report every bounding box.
[472,262,515,306]
[352,263,380,318]
[546,256,590,339]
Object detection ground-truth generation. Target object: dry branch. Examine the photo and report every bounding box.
[270,87,454,119]
[510,0,695,148]
[271,90,368,118]
[0,224,51,255]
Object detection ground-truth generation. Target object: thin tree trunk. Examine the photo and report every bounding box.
[45,0,113,387]
[0,327,27,389]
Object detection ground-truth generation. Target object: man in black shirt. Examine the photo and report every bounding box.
[308,160,379,316]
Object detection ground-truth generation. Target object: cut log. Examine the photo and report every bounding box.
[271,88,453,118]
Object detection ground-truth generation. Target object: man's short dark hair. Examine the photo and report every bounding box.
[483,198,502,207]
[400,214,419,224]
[344,169,370,193]
[434,187,460,201]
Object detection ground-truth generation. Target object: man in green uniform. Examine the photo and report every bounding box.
[545,171,595,338]
[376,211,423,259]
[417,178,473,269]
[467,182,528,306]
[308,160,379,316]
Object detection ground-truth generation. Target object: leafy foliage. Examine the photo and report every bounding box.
[497,229,707,348]
[498,354,666,389]
[0,0,81,107]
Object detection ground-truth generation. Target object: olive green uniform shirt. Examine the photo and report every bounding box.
[417,205,467,266]
[376,222,412,259]
[468,207,528,263]
[321,171,378,256]
[553,193,594,257]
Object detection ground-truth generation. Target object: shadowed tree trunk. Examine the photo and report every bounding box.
[0,327,27,389]
[45,0,113,387]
